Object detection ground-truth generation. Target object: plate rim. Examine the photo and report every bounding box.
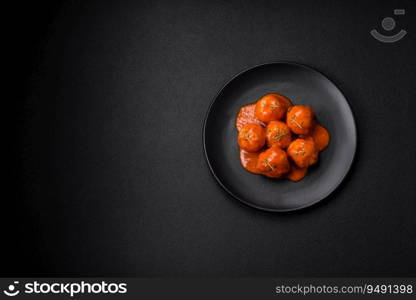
[202,61,357,212]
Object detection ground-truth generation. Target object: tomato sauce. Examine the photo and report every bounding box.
[235,103,264,131]
[239,150,262,174]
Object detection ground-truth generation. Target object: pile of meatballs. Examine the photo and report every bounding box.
[236,93,330,182]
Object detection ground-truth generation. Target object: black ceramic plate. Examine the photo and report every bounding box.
[203,62,357,212]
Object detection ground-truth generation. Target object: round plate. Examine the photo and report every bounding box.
[203,62,357,212]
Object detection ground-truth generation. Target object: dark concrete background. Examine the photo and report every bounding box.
[5,0,416,276]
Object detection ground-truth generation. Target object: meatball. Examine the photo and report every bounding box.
[256,147,290,178]
[254,94,292,123]
[266,121,292,149]
[308,123,330,151]
[286,105,314,135]
[287,138,318,168]
[286,164,308,182]
[238,123,266,152]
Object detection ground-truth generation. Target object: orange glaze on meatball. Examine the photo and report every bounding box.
[286,105,314,135]
[287,138,318,168]
[238,123,266,152]
[266,121,292,149]
[256,147,290,178]
[254,94,292,123]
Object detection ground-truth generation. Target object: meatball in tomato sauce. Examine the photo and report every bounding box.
[286,105,314,135]
[254,94,292,123]
[287,138,318,168]
[256,147,290,178]
[266,121,292,149]
[238,123,266,152]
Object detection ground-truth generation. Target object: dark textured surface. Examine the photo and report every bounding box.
[6,0,416,276]
[204,62,357,211]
